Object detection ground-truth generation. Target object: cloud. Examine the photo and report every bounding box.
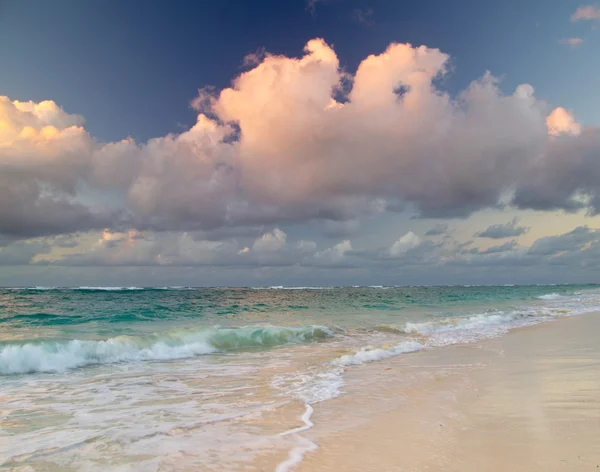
[3,39,600,242]
[10,222,600,288]
[527,226,597,255]
[571,5,600,21]
[545,107,582,136]
[314,240,352,265]
[559,37,584,48]
[425,223,448,236]
[0,239,52,265]
[242,48,266,68]
[479,240,518,254]
[252,228,287,252]
[475,219,529,239]
[389,231,421,256]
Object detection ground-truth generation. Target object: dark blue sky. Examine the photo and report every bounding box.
[1,0,597,143]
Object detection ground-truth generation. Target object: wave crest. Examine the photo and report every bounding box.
[0,325,334,375]
[334,341,424,366]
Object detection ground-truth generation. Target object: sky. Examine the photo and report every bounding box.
[1,0,600,286]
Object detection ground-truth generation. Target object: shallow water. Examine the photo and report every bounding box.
[1,285,599,470]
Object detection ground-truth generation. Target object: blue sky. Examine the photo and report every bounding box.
[1,0,600,286]
[2,0,598,142]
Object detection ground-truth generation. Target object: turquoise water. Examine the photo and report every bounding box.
[1,284,599,470]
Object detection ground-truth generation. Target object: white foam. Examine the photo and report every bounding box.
[334,341,425,366]
[537,293,564,300]
[275,436,318,472]
[76,286,143,291]
[0,336,217,374]
[272,367,344,405]
[252,286,332,290]
[280,404,314,437]
[276,401,319,471]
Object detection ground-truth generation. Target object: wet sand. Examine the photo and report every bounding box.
[294,312,600,471]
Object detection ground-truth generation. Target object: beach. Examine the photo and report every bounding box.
[1,286,600,471]
[294,312,600,471]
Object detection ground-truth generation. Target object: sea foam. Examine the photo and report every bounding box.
[537,293,565,300]
[334,341,425,366]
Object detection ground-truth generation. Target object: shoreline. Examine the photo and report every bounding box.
[280,312,600,471]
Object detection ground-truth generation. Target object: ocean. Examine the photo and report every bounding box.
[1,284,599,471]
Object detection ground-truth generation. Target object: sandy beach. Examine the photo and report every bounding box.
[293,312,600,472]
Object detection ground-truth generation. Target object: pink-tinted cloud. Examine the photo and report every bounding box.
[559,37,584,48]
[2,39,600,240]
[546,107,581,136]
[571,4,600,21]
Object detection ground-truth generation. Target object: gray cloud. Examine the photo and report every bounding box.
[479,240,518,254]
[513,129,600,213]
[425,223,448,236]
[0,239,51,265]
[3,225,600,288]
[527,226,598,255]
[475,218,529,239]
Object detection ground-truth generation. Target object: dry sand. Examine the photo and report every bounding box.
[293,313,600,471]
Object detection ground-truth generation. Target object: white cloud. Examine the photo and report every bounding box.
[315,240,352,264]
[390,231,421,256]
[252,228,287,252]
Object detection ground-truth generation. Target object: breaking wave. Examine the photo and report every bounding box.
[334,341,425,366]
[536,293,565,300]
[0,325,334,375]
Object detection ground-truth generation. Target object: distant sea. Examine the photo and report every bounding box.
[1,284,599,470]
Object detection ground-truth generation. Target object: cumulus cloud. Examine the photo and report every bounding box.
[252,228,287,252]
[571,5,600,21]
[314,240,352,265]
[475,218,529,239]
[3,38,600,243]
[389,231,422,256]
[546,107,581,136]
[559,37,584,48]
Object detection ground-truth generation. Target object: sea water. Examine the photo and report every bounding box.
[1,285,599,470]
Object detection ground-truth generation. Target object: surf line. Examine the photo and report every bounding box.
[275,403,318,472]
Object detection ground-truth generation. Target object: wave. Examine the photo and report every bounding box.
[254,286,333,290]
[75,286,145,291]
[537,293,565,300]
[0,325,334,375]
[7,286,59,291]
[4,286,197,292]
[334,341,424,366]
